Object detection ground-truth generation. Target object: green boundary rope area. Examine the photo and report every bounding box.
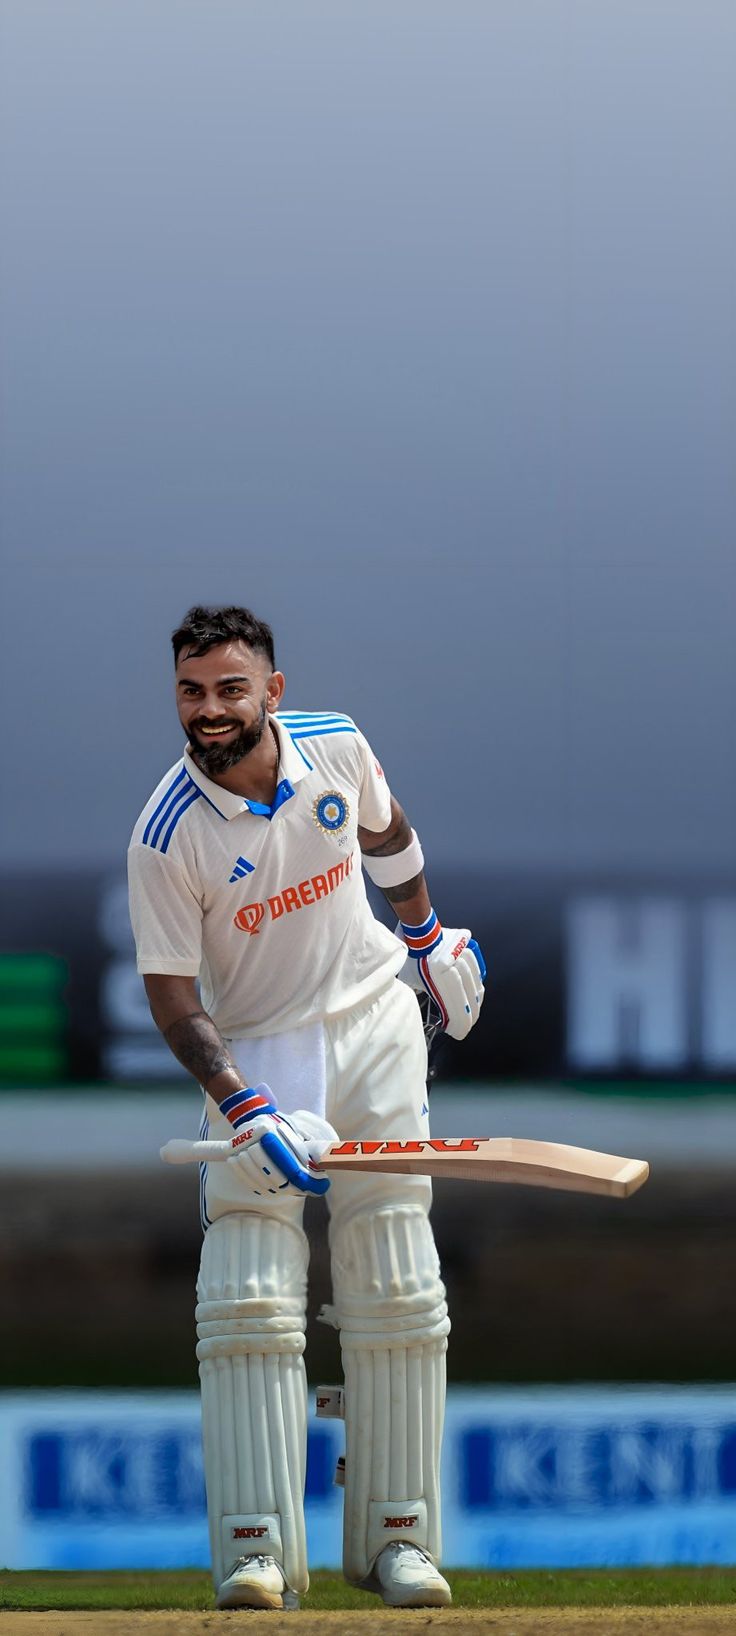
[2,1569,735,1611]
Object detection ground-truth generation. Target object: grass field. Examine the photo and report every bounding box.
[2,1568,735,1610]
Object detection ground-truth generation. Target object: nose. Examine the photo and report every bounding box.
[197,692,229,720]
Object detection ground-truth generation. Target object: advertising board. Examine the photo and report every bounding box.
[2,1387,734,1570]
[3,871,736,1084]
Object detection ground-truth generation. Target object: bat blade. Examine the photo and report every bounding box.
[159,1135,649,1197]
[318,1137,649,1197]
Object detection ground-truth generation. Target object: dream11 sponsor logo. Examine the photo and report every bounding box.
[234,852,355,935]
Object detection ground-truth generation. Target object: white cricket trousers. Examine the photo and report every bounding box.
[201,975,434,1231]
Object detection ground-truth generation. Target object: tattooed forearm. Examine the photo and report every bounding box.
[358,795,413,858]
[358,810,412,857]
[381,870,426,904]
[163,1011,244,1097]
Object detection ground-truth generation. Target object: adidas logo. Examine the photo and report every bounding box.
[229,855,255,883]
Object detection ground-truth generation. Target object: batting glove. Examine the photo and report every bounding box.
[399,911,486,1041]
[219,1084,337,1197]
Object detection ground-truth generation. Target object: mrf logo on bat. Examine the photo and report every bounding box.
[329,1139,483,1156]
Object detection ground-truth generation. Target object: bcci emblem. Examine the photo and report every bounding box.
[313,790,350,834]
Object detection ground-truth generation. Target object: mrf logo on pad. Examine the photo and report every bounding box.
[367,1498,427,1562]
[225,1515,280,1545]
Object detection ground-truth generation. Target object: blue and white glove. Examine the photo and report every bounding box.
[219,1084,337,1198]
[399,911,486,1041]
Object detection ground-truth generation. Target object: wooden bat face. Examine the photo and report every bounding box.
[318,1137,649,1198]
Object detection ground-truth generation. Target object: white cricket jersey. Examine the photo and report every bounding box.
[127,711,406,1037]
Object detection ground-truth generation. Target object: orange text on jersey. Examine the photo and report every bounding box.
[233,850,356,935]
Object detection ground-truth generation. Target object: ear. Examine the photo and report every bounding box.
[266,670,286,711]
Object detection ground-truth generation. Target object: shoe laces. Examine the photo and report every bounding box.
[385,1542,430,1566]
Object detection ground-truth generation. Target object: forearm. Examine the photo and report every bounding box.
[359,798,432,925]
[380,872,432,924]
[144,975,246,1105]
[361,796,486,1041]
[164,1013,247,1104]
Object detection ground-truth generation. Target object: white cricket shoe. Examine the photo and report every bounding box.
[373,1542,452,1607]
[216,1553,298,1610]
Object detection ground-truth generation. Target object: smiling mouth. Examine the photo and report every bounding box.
[197,723,238,737]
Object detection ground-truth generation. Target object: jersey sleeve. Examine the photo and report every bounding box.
[355,730,393,833]
[127,844,203,976]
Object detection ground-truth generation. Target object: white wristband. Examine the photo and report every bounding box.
[361,828,425,889]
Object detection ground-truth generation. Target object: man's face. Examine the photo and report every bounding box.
[175,641,283,776]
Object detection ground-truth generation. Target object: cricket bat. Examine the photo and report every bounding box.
[160,1134,649,1198]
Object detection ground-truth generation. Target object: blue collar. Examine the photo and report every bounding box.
[243,777,295,820]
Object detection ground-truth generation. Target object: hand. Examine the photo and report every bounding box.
[223,1094,338,1198]
[399,913,486,1041]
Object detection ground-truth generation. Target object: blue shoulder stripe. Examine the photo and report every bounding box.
[143,773,201,852]
[148,776,197,849]
[289,724,358,740]
[142,765,188,846]
[278,713,355,727]
[159,787,201,853]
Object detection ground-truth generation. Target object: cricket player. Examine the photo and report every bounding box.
[128,605,485,1611]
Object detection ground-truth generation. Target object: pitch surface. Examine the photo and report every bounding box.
[1,1611,736,1634]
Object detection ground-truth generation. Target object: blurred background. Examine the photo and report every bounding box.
[1,0,735,1572]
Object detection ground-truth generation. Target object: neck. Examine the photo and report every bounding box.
[192,721,280,802]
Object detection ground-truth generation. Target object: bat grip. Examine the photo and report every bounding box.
[160,1138,236,1164]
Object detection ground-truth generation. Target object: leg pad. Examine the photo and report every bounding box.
[196,1213,309,1595]
[330,1205,449,1584]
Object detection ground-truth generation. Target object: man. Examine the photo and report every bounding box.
[128,605,485,1611]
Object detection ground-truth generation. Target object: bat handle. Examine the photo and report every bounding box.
[160,1138,235,1164]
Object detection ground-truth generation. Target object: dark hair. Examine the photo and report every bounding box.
[171,605,276,669]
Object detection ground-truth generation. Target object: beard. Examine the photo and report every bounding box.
[189,700,268,777]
